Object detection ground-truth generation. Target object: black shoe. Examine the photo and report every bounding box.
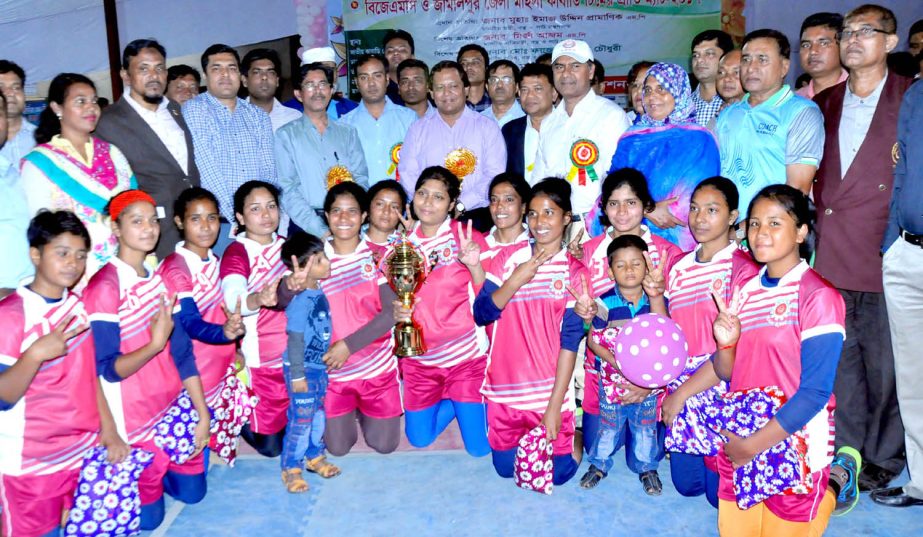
[858,462,899,491]
[639,470,662,496]
[579,465,606,489]
[870,486,923,507]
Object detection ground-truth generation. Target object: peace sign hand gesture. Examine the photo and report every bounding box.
[255,278,281,308]
[24,314,88,364]
[641,250,666,299]
[457,220,482,268]
[220,297,246,340]
[567,228,585,260]
[285,255,314,293]
[395,203,415,232]
[510,246,553,286]
[567,275,598,322]
[712,288,741,348]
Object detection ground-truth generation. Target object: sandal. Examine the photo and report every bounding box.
[281,468,309,493]
[639,470,662,496]
[305,455,341,478]
[579,465,607,489]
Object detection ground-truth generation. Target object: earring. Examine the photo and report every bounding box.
[56,114,62,119]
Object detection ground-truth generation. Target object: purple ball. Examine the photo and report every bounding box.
[613,313,688,388]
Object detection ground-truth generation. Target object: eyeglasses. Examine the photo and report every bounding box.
[641,86,670,97]
[487,76,515,86]
[302,81,331,91]
[837,26,890,41]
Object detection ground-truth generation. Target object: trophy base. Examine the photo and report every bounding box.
[395,322,425,357]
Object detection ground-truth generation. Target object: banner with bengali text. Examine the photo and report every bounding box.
[342,0,738,102]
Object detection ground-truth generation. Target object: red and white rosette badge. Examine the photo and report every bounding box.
[514,424,555,495]
[566,138,600,186]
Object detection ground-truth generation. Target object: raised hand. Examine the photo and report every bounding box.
[396,203,415,232]
[457,220,482,267]
[150,294,176,349]
[285,255,314,292]
[221,297,246,340]
[567,228,585,260]
[256,278,281,308]
[712,288,741,348]
[510,246,552,286]
[24,314,87,363]
[641,249,666,299]
[567,275,598,322]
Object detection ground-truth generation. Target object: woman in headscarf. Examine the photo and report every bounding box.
[588,63,719,251]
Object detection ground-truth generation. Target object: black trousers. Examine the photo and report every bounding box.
[833,289,906,474]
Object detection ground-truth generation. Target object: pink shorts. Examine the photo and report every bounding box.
[326,369,403,419]
[486,401,575,455]
[582,367,600,415]
[249,365,288,434]
[716,448,831,522]
[0,469,80,537]
[400,356,487,411]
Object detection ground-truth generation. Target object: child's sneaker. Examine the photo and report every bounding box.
[830,446,862,516]
[640,470,662,496]
[579,465,607,489]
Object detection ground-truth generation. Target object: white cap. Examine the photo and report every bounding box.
[301,47,337,65]
[551,39,593,64]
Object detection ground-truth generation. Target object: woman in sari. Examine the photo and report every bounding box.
[589,63,719,251]
[21,73,136,289]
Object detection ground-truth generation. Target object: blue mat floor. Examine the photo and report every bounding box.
[146,450,920,537]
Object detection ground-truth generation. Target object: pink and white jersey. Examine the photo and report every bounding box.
[667,242,758,356]
[580,225,683,370]
[407,218,488,369]
[482,245,587,411]
[321,240,396,382]
[733,261,845,472]
[159,244,235,399]
[0,287,98,476]
[481,225,530,265]
[219,234,287,369]
[85,258,183,444]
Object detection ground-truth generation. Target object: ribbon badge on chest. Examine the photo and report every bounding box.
[445,148,476,182]
[566,139,599,186]
[387,142,402,180]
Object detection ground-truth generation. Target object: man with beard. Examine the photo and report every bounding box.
[276,63,368,237]
[96,38,200,259]
[242,48,300,132]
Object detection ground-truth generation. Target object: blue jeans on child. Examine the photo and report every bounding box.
[281,364,328,470]
[587,391,662,474]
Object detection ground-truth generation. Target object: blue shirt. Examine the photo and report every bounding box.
[716,85,824,216]
[691,86,724,127]
[275,116,369,237]
[182,93,276,223]
[0,154,32,288]
[591,287,655,329]
[284,287,332,379]
[339,97,417,185]
[480,100,525,128]
[0,120,36,165]
[884,80,923,250]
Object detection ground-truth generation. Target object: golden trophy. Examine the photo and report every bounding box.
[382,233,428,357]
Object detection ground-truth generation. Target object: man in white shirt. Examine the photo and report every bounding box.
[533,39,629,222]
[242,48,301,132]
[482,60,525,127]
[95,39,200,259]
[501,63,557,184]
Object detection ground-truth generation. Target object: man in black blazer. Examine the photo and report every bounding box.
[501,63,557,184]
[96,39,200,259]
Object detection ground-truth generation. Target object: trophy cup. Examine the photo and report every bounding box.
[383,233,428,357]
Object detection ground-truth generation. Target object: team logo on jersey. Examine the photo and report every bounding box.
[768,298,791,326]
[429,239,457,267]
[549,273,568,298]
[360,256,377,281]
[711,277,724,292]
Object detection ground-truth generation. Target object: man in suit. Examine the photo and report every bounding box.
[813,4,912,498]
[501,63,557,185]
[95,39,199,259]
